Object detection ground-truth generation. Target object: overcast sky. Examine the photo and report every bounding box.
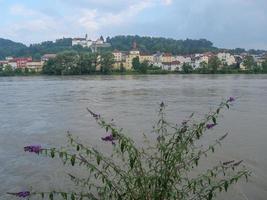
[0,0,266,49]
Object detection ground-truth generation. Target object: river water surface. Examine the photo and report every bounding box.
[0,75,267,199]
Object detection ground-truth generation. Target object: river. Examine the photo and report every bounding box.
[0,75,267,199]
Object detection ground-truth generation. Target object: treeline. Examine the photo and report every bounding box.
[43,51,115,75]
[107,35,217,54]
[42,51,166,75]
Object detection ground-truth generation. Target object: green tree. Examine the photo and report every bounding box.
[78,53,95,74]
[208,56,221,73]
[132,56,140,71]
[139,60,149,73]
[119,62,125,73]
[100,52,115,74]
[14,68,23,75]
[197,61,209,74]
[243,55,255,71]
[262,59,267,73]
[42,58,58,75]
[181,63,193,73]
[3,64,14,76]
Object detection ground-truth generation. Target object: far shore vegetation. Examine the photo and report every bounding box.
[1,51,267,77]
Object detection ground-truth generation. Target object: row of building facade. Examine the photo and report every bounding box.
[1,48,266,72]
[112,48,267,71]
[0,54,57,72]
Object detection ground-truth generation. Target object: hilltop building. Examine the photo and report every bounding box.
[72,35,111,52]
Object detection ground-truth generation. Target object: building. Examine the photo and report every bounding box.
[162,61,181,71]
[162,53,174,63]
[139,53,154,63]
[9,57,32,69]
[193,55,209,69]
[112,50,123,62]
[72,34,92,48]
[175,56,192,64]
[72,35,110,52]
[217,52,236,66]
[26,61,44,72]
[124,42,140,70]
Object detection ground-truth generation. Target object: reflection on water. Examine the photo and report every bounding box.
[1,74,267,199]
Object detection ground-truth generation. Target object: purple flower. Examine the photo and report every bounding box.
[8,191,30,198]
[228,97,235,102]
[24,145,42,154]
[101,134,116,145]
[206,123,216,129]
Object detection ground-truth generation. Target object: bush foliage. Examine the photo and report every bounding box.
[9,98,250,200]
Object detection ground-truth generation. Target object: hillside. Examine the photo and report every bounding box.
[1,35,266,60]
[107,35,217,55]
[0,38,27,59]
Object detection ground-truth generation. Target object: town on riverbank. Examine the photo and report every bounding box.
[0,35,267,76]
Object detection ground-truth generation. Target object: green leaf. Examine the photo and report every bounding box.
[76,145,80,151]
[61,193,67,200]
[208,191,213,200]
[71,193,75,200]
[224,181,229,191]
[212,116,216,124]
[194,158,199,166]
[71,155,76,166]
[120,141,125,153]
[211,146,215,153]
[130,156,136,169]
[196,131,200,139]
[189,112,194,118]
[97,155,101,165]
[49,193,53,200]
[226,104,230,109]
[107,181,112,189]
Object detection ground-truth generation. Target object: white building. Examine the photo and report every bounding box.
[217,52,236,66]
[112,50,123,62]
[72,35,92,48]
[162,61,181,71]
[175,56,192,64]
[6,62,17,69]
[72,35,110,52]
[193,55,209,69]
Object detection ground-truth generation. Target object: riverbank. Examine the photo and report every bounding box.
[1,70,267,77]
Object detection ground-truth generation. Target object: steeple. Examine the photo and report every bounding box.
[132,41,137,50]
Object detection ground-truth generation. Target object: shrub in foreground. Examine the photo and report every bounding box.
[8,97,250,199]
